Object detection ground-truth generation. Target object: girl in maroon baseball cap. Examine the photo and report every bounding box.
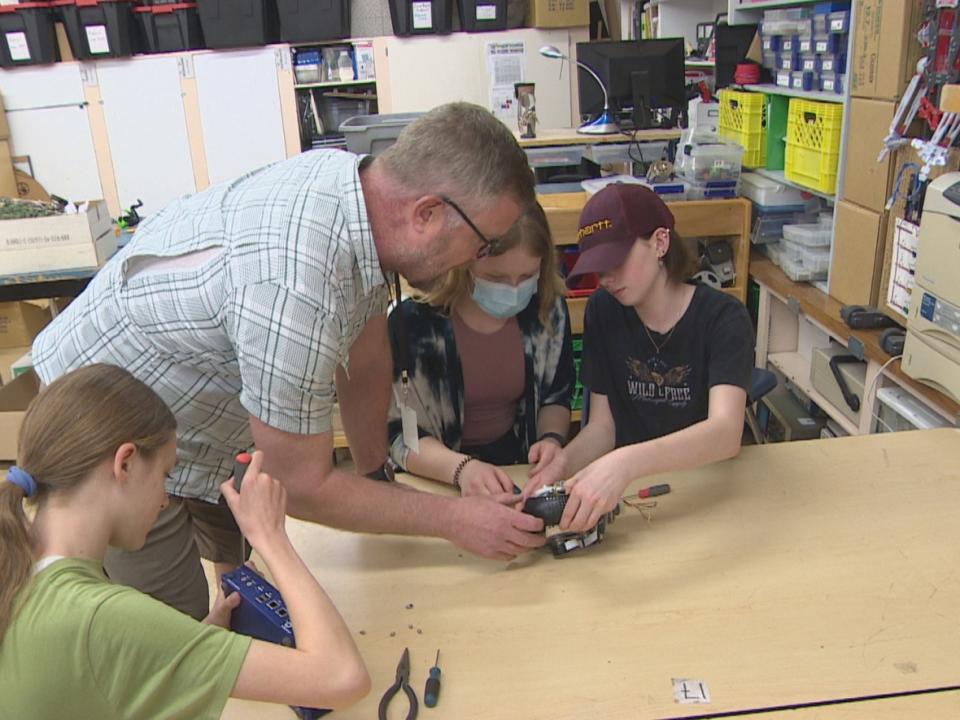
[523,184,755,534]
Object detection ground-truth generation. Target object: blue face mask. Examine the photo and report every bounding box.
[471,274,540,319]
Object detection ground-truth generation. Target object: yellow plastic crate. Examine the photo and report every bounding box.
[784,98,843,194]
[718,89,766,168]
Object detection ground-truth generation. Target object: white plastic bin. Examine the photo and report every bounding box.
[741,172,808,208]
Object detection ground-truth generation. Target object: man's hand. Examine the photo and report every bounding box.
[203,586,241,628]
[446,494,546,561]
[559,449,631,533]
[458,460,515,496]
[523,441,567,500]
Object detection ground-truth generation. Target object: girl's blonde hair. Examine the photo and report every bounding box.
[0,364,176,643]
[421,202,565,324]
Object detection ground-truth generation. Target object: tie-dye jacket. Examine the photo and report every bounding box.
[386,294,575,470]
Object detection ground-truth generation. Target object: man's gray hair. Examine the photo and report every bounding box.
[378,102,535,211]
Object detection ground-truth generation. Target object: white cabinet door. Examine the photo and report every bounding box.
[193,47,287,187]
[98,55,196,216]
[0,63,102,202]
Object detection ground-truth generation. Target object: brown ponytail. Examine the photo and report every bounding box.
[0,364,176,643]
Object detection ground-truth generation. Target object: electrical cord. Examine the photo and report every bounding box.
[864,354,904,422]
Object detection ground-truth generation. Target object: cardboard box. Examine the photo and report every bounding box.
[0,200,115,276]
[0,140,16,199]
[841,98,896,212]
[829,200,887,306]
[0,344,31,385]
[0,369,39,460]
[528,0,588,28]
[0,302,49,349]
[851,0,925,101]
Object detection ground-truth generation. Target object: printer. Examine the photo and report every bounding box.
[902,172,960,404]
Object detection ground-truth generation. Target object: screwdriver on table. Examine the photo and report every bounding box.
[424,649,441,708]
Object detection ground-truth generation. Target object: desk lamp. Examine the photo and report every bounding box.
[539,44,620,135]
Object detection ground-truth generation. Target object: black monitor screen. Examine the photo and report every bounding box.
[575,39,685,125]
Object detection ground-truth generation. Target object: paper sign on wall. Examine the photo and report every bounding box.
[486,41,524,122]
[85,25,110,55]
[412,1,433,29]
[5,32,30,62]
[887,218,919,319]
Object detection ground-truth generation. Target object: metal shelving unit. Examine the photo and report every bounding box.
[739,83,844,104]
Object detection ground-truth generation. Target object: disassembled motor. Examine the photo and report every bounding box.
[522,484,621,558]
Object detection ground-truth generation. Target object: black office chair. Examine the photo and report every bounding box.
[579,367,777,445]
[746,367,777,444]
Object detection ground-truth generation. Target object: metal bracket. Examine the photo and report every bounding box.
[847,335,865,361]
[787,296,801,314]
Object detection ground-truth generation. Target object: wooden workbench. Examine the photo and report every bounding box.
[224,429,960,719]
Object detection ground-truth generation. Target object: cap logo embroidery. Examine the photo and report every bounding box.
[577,218,613,241]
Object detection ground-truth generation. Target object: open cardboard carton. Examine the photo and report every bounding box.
[0,369,39,461]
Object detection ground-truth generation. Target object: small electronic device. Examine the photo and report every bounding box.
[880,327,906,356]
[222,451,330,719]
[522,485,621,557]
[840,305,900,330]
[700,239,735,285]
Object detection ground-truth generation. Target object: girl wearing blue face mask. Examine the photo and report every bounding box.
[386,203,575,497]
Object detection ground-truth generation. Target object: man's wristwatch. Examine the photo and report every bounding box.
[365,461,396,482]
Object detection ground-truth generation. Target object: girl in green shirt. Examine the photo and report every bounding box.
[0,364,369,719]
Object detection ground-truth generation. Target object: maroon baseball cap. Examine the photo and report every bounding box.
[566,183,675,285]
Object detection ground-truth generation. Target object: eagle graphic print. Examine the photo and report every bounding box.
[626,356,693,407]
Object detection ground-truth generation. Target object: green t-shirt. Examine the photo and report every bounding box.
[0,557,252,720]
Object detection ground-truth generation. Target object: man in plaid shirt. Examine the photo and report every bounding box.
[32,103,545,619]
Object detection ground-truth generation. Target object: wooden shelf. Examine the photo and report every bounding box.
[750,168,835,202]
[767,350,860,436]
[542,192,752,305]
[294,79,376,90]
[739,83,844,105]
[515,127,681,148]
[732,0,820,9]
[750,252,960,420]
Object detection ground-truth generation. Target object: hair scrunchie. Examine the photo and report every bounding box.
[7,466,37,498]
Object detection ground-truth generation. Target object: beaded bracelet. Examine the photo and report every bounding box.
[452,456,475,488]
[538,431,566,447]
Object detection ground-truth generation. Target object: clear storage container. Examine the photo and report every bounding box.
[780,254,827,281]
[686,179,739,200]
[677,142,744,184]
[782,222,832,247]
[740,172,808,208]
[798,244,831,272]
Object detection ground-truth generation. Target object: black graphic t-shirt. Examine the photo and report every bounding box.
[581,284,754,448]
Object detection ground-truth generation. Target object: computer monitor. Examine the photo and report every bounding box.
[575,39,686,130]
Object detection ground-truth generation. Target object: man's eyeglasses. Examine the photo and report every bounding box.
[442,196,500,259]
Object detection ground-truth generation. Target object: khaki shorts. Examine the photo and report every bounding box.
[104,495,250,621]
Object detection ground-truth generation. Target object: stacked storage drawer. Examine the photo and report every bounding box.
[759,2,849,96]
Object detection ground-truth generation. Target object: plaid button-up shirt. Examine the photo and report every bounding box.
[33,151,389,502]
